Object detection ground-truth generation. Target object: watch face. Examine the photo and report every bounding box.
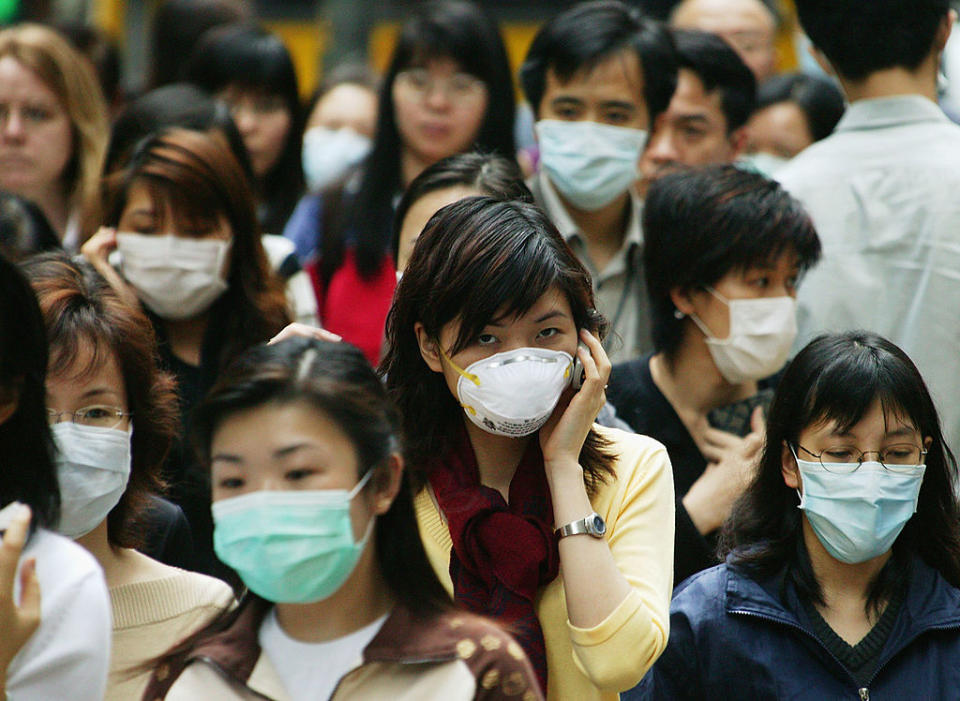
[591,514,607,536]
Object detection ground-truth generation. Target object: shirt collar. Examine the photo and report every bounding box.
[835,95,949,133]
[536,170,643,251]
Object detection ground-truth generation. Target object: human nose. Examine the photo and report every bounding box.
[1,110,26,141]
[645,129,678,165]
[233,105,257,134]
[423,80,452,111]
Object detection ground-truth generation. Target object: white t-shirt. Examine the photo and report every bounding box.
[258,608,389,701]
[7,528,111,701]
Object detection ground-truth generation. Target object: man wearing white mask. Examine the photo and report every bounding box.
[520,0,678,363]
[607,165,822,586]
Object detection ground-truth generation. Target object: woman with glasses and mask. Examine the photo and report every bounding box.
[283,0,516,367]
[629,331,960,700]
[22,253,234,701]
[607,165,821,586]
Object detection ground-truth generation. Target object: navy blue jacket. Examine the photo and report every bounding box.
[627,557,960,700]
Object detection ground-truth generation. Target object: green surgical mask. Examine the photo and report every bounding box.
[212,471,374,603]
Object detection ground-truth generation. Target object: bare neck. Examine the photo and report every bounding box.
[164,314,210,367]
[650,336,757,418]
[274,542,393,643]
[557,187,632,267]
[22,183,70,240]
[75,520,172,588]
[463,418,530,502]
[841,62,939,104]
[400,148,434,189]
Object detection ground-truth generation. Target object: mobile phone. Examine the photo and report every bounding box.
[571,354,585,391]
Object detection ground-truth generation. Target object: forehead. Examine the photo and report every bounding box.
[403,54,464,74]
[49,335,124,391]
[0,56,61,104]
[805,399,919,440]
[312,84,376,123]
[543,50,645,105]
[666,69,725,121]
[674,0,775,34]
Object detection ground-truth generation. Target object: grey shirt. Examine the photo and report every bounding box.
[778,95,960,454]
[529,171,651,364]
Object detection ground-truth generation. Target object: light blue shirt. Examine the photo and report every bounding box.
[778,95,960,453]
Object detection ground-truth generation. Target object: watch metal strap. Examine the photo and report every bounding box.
[556,516,592,538]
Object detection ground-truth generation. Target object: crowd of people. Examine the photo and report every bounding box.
[2,0,960,699]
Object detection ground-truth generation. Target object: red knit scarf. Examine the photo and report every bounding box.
[427,427,560,693]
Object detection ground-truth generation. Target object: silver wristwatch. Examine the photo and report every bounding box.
[555,512,607,539]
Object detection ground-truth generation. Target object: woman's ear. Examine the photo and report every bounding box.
[372,453,404,515]
[0,382,21,427]
[781,441,801,491]
[415,322,443,373]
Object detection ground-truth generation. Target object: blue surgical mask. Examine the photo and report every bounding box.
[792,447,925,564]
[738,151,791,178]
[536,119,647,211]
[212,471,374,603]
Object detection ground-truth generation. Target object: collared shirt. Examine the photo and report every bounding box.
[777,95,960,453]
[530,171,650,364]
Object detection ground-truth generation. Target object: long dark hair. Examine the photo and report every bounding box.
[193,337,453,616]
[320,0,517,285]
[382,197,616,494]
[102,128,290,372]
[0,253,59,529]
[186,23,305,234]
[23,253,179,550]
[721,331,960,611]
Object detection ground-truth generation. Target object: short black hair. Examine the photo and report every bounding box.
[520,0,677,124]
[643,165,821,358]
[674,29,757,133]
[756,72,846,143]
[391,151,533,263]
[795,0,950,82]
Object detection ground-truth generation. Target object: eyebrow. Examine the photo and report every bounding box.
[598,100,637,113]
[550,97,585,108]
[831,425,918,438]
[80,388,123,401]
[674,114,711,127]
[534,310,569,323]
[273,443,319,459]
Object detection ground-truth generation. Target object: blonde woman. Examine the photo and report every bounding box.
[0,23,108,248]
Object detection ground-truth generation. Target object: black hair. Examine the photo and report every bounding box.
[307,61,380,117]
[321,0,517,284]
[149,0,249,89]
[104,83,253,179]
[382,196,616,494]
[192,337,453,617]
[795,0,950,82]
[520,0,678,124]
[391,151,533,263]
[0,192,60,259]
[0,253,59,530]
[721,331,960,613]
[756,72,846,143]
[185,23,304,234]
[674,29,757,133]
[643,165,821,359]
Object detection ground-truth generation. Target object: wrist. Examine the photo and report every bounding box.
[544,457,583,483]
[682,489,721,535]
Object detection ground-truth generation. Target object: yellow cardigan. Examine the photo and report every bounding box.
[414,425,675,701]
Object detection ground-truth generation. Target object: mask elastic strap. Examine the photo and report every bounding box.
[347,469,375,500]
[684,286,728,342]
[437,344,480,385]
[788,444,806,508]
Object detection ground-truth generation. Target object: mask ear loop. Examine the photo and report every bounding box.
[789,443,806,508]
[681,286,730,343]
[436,344,481,415]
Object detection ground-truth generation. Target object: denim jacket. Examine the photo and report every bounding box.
[627,556,960,700]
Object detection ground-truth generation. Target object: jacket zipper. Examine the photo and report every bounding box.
[731,609,960,701]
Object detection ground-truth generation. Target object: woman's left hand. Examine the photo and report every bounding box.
[539,329,611,474]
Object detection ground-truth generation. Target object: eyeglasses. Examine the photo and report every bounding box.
[796,443,927,474]
[395,69,487,102]
[47,406,132,430]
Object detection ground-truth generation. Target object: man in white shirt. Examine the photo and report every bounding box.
[519,1,678,363]
[778,0,960,452]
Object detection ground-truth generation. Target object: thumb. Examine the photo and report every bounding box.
[18,557,41,631]
[750,405,766,435]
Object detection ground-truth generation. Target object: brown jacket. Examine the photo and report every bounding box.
[143,597,543,701]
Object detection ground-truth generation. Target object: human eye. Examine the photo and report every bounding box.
[537,327,561,340]
[217,476,245,490]
[477,333,498,346]
[24,105,51,122]
[285,467,318,482]
[404,69,430,89]
[603,109,632,126]
[450,73,480,96]
[823,446,857,462]
[882,444,919,464]
[681,125,707,141]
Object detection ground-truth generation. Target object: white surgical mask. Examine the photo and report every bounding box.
[302,125,372,192]
[52,422,132,539]
[441,346,573,437]
[689,289,797,384]
[116,232,232,320]
[793,448,925,564]
[536,119,647,211]
[738,151,791,178]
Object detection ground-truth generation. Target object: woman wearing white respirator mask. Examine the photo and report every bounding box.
[22,253,234,701]
[607,165,822,586]
[82,128,290,579]
[382,197,675,700]
[633,332,960,700]
[144,338,541,700]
